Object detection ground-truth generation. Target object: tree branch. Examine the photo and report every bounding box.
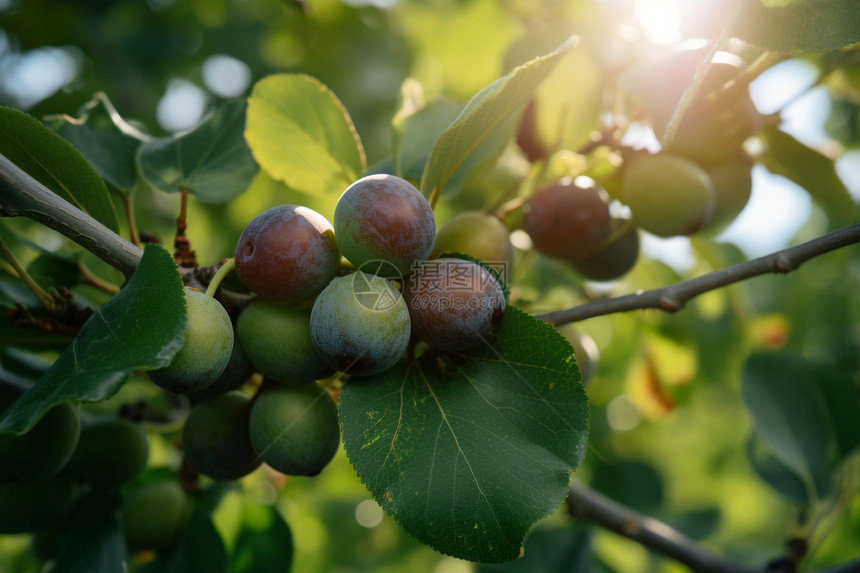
[568,482,759,573]
[537,222,860,326]
[0,152,143,279]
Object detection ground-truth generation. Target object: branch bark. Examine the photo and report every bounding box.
[568,481,759,573]
[0,152,143,279]
[538,222,860,326]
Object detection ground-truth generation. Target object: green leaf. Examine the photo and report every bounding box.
[138,100,258,203]
[757,125,856,226]
[746,433,810,505]
[340,307,589,563]
[142,506,229,573]
[230,503,293,573]
[0,244,185,435]
[0,106,120,233]
[50,92,147,194]
[396,100,463,181]
[733,0,860,55]
[805,362,860,460]
[740,352,837,503]
[51,488,126,573]
[420,37,576,200]
[476,523,594,573]
[245,74,366,196]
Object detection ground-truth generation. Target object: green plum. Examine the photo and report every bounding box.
[701,152,754,234]
[149,287,234,394]
[0,474,79,534]
[185,334,254,403]
[237,300,332,382]
[310,273,411,376]
[66,418,149,485]
[182,391,261,480]
[249,382,339,477]
[123,480,187,552]
[432,211,513,269]
[621,154,715,237]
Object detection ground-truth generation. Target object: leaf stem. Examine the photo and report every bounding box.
[0,152,143,279]
[122,194,141,247]
[568,482,759,573]
[536,222,860,326]
[0,235,58,313]
[204,258,235,298]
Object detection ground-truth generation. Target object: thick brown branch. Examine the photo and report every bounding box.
[0,153,143,279]
[537,222,860,326]
[568,482,759,573]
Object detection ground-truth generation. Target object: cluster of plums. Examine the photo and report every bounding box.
[518,57,758,281]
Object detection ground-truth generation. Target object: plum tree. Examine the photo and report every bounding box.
[333,174,435,277]
[237,300,332,382]
[181,391,261,481]
[522,178,612,259]
[310,272,411,376]
[66,418,149,485]
[403,258,505,352]
[148,287,234,394]
[248,382,339,477]
[235,205,341,300]
[0,474,80,534]
[570,221,640,281]
[122,480,187,552]
[432,211,513,268]
[621,154,715,237]
[0,391,80,483]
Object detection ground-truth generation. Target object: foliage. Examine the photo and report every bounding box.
[0,1,859,572]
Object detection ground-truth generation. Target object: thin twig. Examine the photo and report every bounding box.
[537,222,860,326]
[567,482,759,573]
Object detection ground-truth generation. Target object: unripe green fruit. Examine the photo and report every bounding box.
[310,273,411,376]
[249,382,339,476]
[622,154,715,237]
[66,418,149,485]
[701,153,754,234]
[123,480,187,552]
[149,288,234,394]
[182,391,261,480]
[237,301,332,382]
[186,336,253,403]
[0,395,80,483]
[0,474,79,534]
[432,211,513,268]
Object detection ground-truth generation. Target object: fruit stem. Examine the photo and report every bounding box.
[0,235,59,313]
[204,258,236,298]
[78,261,121,294]
[122,194,141,247]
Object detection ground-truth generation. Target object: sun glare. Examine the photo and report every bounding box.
[634,0,683,44]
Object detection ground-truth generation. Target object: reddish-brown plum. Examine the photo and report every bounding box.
[333,174,435,278]
[403,258,505,352]
[522,178,612,259]
[235,205,340,301]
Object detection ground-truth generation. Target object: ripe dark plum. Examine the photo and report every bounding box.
[333,174,435,277]
[67,418,149,485]
[182,391,261,480]
[249,382,339,476]
[523,178,612,259]
[148,288,234,394]
[235,205,340,300]
[403,258,505,352]
[310,272,411,376]
[621,154,715,237]
[570,221,640,281]
[237,300,332,382]
[0,389,80,483]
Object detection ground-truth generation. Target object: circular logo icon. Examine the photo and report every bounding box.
[350,261,401,311]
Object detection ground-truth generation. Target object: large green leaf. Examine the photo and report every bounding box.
[395,100,463,181]
[0,244,185,435]
[138,100,258,203]
[740,352,837,503]
[50,92,148,194]
[244,74,366,196]
[0,106,120,232]
[746,433,810,505]
[143,507,229,573]
[758,125,856,226]
[230,503,294,573]
[51,488,127,573]
[340,307,589,563]
[419,38,575,200]
[733,0,860,55]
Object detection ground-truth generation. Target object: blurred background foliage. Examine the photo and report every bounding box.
[1,0,859,571]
